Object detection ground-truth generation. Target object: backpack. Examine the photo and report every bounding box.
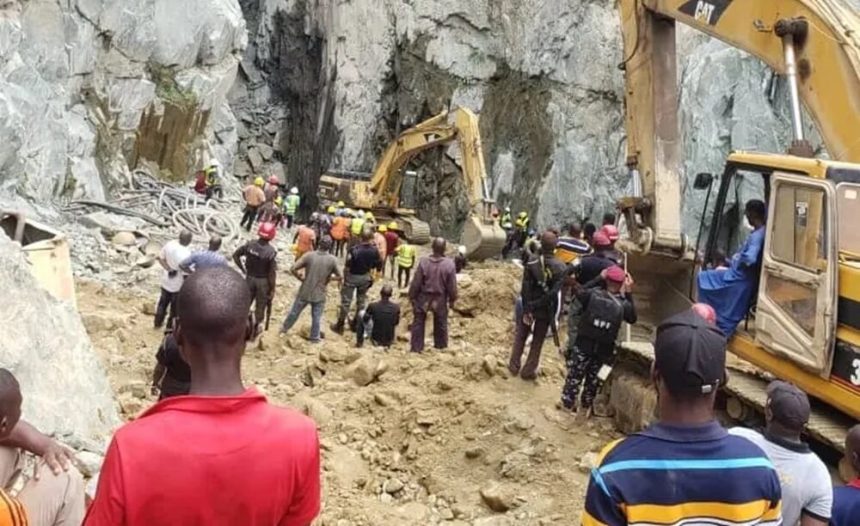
[578,288,624,345]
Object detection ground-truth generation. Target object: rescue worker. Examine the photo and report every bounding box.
[263,175,280,203]
[454,245,468,273]
[556,223,592,264]
[502,211,531,258]
[240,177,266,231]
[409,238,458,353]
[349,210,366,250]
[601,224,623,264]
[697,199,766,336]
[331,210,350,258]
[508,231,566,380]
[560,265,636,415]
[333,227,381,335]
[564,231,616,357]
[335,200,346,216]
[374,225,388,270]
[204,161,223,200]
[293,222,317,260]
[232,222,278,337]
[284,187,301,228]
[395,239,417,289]
[383,222,400,278]
[500,206,513,232]
[258,197,284,226]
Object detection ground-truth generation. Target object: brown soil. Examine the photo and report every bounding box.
[78,262,620,525]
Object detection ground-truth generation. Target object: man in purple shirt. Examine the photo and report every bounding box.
[180,236,228,273]
[409,238,458,353]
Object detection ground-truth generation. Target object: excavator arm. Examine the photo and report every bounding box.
[620,0,860,254]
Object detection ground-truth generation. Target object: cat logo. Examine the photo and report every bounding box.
[679,0,732,26]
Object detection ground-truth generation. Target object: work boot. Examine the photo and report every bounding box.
[330,321,344,335]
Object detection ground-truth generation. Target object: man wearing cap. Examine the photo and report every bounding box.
[560,265,636,413]
[601,224,623,264]
[832,424,860,526]
[583,310,783,526]
[729,382,832,526]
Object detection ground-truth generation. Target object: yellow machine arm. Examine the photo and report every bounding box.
[620,0,860,253]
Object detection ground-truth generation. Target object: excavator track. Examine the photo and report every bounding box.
[394,216,431,245]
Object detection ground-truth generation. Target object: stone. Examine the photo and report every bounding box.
[347,355,384,387]
[373,392,397,407]
[140,301,156,316]
[247,148,264,173]
[118,381,148,400]
[464,446,485,460]
[111,231,137,247]
[75,450,105,478]
[257,143,274,161]
[479,483,514,513]
[383,478,404,494]
[578,452,599,474]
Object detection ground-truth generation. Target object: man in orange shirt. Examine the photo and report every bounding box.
[85,268,321,526]
[330,213,350,258]
[293,224,317,260]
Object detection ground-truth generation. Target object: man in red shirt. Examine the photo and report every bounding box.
[383,222,400,279]
[85,267,321,526]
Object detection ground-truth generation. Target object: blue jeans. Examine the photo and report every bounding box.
[281,299,325,341]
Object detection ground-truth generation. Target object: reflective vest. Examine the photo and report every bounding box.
[285,194,300,215]
[500,213,513,229]
[397,244,416,268]
[515,216,529,230]
[331,217,349,241]
[350,218,365,236]
[203,167,219,187]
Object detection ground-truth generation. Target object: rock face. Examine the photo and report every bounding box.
[0,0,246,203]
[238,0,833,238]
[0,235,119,442]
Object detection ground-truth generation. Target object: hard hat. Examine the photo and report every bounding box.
[592,231,611,247]
[254,177,264,187]
[268,175,280,185]
[388,221,398,230]
[311,212,319,221]
[378,225,388,232]
[275,196,283,206]
[337,201,345,208]
[290,187,299,195]
[357,210,365,218]
[458,245,467,256]
[258,222,277,240]
[519,211,528,218]
[208,159,222,169]
[505,206,511,212]
[602,224,620,242]
[365,212,375,220]
[327,205,336,214]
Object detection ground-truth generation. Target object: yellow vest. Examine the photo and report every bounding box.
[350,218,365,236]
[397,244,416,268]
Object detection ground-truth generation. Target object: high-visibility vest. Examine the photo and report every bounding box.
[515,216,529,229]
[285,194,300,215]
[331,217,349,240]
[397,244,416,268]
[204,167,218,186]
[500,213,512,229]
[350,218,365,236]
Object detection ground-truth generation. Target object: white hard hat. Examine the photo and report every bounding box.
[208,159,221,169]
[504,206,511,212]
[458,245,467,255]
[357,210,365,218]
[290,187,298,195]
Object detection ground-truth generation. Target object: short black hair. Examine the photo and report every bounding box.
[177,267,251,350]
[381,284,393,298]
[603,212,616,226]
[209,236,222,252]
[584,223,597,239]
[745,199,767,222]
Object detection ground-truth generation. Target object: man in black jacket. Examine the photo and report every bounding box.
[509,231,567,380]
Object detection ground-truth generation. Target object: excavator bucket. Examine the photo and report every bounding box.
[461,215,507,261]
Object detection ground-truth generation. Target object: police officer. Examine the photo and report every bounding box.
[233,222,278,336]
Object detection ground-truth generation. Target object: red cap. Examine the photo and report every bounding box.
[602,225,620,242]
[268,175,279,185]
[592,231,611,247]
[605,265,626,283]
[258,222,277,240]
[691,303,717,326]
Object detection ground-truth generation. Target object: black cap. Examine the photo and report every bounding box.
[767,381,810,431]
[654,310,727,395]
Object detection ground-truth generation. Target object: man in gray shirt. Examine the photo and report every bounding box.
[730,381,832,526]
[280,236,342,342]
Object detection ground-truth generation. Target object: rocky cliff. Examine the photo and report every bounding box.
[234,0,829,239]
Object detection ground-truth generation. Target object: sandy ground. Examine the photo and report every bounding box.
[77,259,620,526]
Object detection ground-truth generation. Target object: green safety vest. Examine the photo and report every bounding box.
[515,217,529,229]
[500,213,512,228]
[350,218,365,236]
[397,244,416,268]
[285,195,300,215]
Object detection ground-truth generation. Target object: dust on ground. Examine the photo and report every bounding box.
[78,261,620,526]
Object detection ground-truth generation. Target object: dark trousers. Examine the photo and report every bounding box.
[509,315,550,380]
[334,239,345,258]
[246,276,270,327]
[286,214,296,228]
[337,273,372,327]
[397,266,412,289]
[410,295,448,352]
[205,185,223,201]
[565,296,583,359]
[154,288,178,329]
[240,206,259,231]
[561,342,606,411]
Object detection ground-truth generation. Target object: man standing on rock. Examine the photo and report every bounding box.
[240,177,266,232]
[582,311,782,525]
[281,236,342,343]
[233,222,278,337]
[333,227,381,334]
[179,235,227,274]
[85,268,321,526]
[357,284,400,348]
[409,238,458,353]
[154,230,192,329]
[508,231,566,380]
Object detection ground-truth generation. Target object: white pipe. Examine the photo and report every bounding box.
[783,36,805,142]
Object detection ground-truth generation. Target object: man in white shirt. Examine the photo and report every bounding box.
[730,381,832,526]
[154,231,192,329]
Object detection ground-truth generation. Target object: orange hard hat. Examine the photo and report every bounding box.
[258,222,277,240]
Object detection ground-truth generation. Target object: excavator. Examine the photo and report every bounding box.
[317,107,507,260]
[608,0,860,462]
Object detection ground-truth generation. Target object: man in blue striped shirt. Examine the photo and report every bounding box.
[583,310,782,526]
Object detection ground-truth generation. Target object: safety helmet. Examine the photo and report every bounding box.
[365,212,375,221]
[258,222,277,240]
[327,205,336,214]
[519,211,528,218]
[275,196,283,206]
[208,159,222,169]
[505,206,511,212]
[602,224,620,242]
[357,210,366,219]
[337,200,345,208]
[378,225,388,232]
[254,177,264,187]
[388,221,398,230]
[311,212,319,221]
[268,175,279,185]
[290,187,299,195]
[458,245,467,256]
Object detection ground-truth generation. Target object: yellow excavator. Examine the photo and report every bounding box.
[318,107,506,260]
[610,0,860,456]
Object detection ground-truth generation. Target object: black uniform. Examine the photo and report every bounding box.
[233,240,277,327]
[357,300,401,347]
[565,252,616,356]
